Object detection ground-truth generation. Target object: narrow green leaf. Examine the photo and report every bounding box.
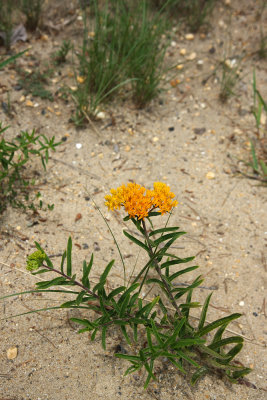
[70,318,94,329]
[231,368,252,380]
[115,354,140,362]
[118,283,139,305]
[161,257,195,269]
[93,260,115,292]
[66,237,72,277]
[198,293,213,331]
[123,230,149,252]
[212,323,228,345]
[149,226,179,237]
[259,159,267,176]
[107,286,126,300]
[119,293,131,317]
[197,313,242,337]
[173,338,205,349]
[176,350,200,368]
[164,317,186,348]
[154,232,186,246]
[82,253,94,288]
[60,250,66,274]
[145,278,164,288]
[151,320,164,346]
[120,325,131,345]
[36,276,68,289]
[75,290,87,306]
[191,367,209,385]
[208,336,243,351]
[168,265,199,281]
[198,344,231,360]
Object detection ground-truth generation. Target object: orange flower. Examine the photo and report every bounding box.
[105,182,178,220]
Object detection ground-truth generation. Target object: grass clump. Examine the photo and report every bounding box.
[0,0,18,51]
[72,0,169,124]
[19,0,44,31]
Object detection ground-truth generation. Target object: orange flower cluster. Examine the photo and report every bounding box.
[105,182,178,220]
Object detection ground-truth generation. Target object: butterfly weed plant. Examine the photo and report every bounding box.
[2,182,251,388]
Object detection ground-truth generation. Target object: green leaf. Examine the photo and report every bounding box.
[36,276,68,289]
[173,338,205,349]
[153,231,186,246]
[197,313,241,337]
[211,323,228,345]
[176,350,200,368]
[118,283,139,305]
[123,230,149,252]
[161,257,195,269]
[120,325,131,345]
[208,336,243,351]
[148,226,179,237]
[151,320,164,346]
[75,290,87,306]
[119,293,131,317]
[82,253,94,288]
[66,237,72,277]
[198,293,213,331]
[70,318,95,329]
[136,296,160,318]
[164,317,186,348]
[115,353,140,362]
[191,366,209,385]
[145,278,164,288]
[60,250,66,274]
[231,368,252,380]
[107,286,126,300]
[198,344,230,360]
[168,265,199,281]
[93,260,115,292]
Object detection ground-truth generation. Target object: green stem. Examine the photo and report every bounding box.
[141,219,182,318]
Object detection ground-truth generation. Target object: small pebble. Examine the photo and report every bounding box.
[168,127,175,132]
[206,172,215,180]
[180,48,187,56]
[76,143,82,149]
[185,33,194,40]
[7,347,18,360]
[253,312,258,317]
[239,301,245,307]
[82,243,89,249]
[186,52,197,61]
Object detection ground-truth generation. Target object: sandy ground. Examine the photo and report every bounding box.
[0,1,266,399]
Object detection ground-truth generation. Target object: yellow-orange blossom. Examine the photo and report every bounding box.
[105,182,178,220]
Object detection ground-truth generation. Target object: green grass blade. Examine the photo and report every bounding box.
[198,293,213,331]
[66,237,72,277]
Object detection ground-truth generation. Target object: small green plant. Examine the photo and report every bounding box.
[19,0,43,31]
[52,40,72,65]
[16,67,54,101]
[72,0,169,124]
[2,182,251,388]
[0,124,61,212]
